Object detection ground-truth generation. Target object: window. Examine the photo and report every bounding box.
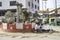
[51,19,54,22]
[38,6,39,10]
[0,2,2,6]
[28,2,30,7]
[35,5,36,9]
[10,1,16,6]
[32,3,34,8]
[35,0,36,1]
[38,0,39,3]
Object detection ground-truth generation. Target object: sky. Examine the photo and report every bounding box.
[39,0,60,10]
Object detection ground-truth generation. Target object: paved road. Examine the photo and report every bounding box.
[0,32,60,40]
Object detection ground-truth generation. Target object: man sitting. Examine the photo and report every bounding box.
[35,22,43,32]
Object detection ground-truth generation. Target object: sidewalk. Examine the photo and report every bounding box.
[0,24,60,40]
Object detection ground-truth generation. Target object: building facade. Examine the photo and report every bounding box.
[49,7,60,17]
[57,7,60,14]
[0,0,39,16]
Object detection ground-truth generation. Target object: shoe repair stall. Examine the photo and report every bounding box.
[49,17,60,26]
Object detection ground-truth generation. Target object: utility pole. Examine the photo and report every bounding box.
[16,2,22,23]
[42,0,43,11]
[55,0,57,25]
[42,0,47,18]
[42,0,47,11]
[55,0,57,16]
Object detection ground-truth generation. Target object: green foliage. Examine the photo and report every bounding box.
[3,11,15,24]
[19,3,23,7]
[33,11,39,18]
[8,19,14,24]
[5,11,14,18]
[23,10,30,21]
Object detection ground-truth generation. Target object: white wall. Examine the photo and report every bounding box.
[2,23,7,30]
[33,0,39,13]
[0,0,39,13]
[0,0,26,10]
[16,23,23,29]
[0,0,16,10]
[28,0,39,13]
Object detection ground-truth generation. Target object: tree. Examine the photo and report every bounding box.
[33,11,39,18]
[16,2,31,21]
[16,2,23,22]
[3,11,15,24]
[5,11,15,18]
[23,10,30,21]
